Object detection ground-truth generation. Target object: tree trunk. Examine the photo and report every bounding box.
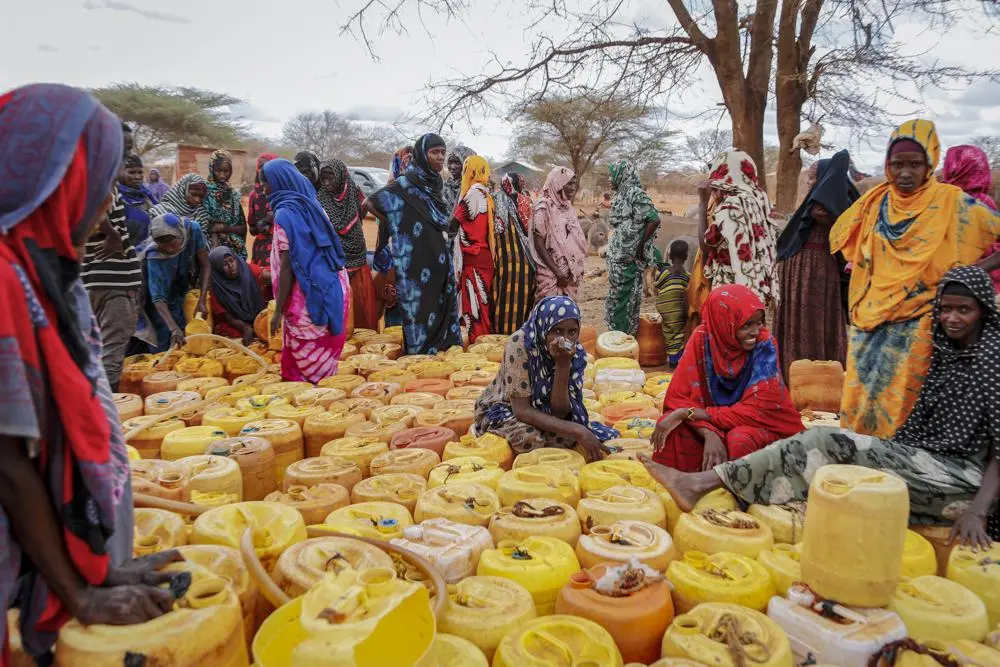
[731,107,767,190]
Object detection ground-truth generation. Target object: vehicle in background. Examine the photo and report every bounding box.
[349,167,391,196]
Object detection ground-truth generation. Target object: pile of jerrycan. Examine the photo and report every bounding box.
[12,315,999,666]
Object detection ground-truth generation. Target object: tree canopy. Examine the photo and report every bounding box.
[280,110,403,166]
[91,83,248,157]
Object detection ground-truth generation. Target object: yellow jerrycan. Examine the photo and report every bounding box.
[496,464,581,507]
[132,507,188,557]
[319,437,389,478]
[350,473,426,513]
[888,575,989,642]
[513,447,587,475]
[272,536,393,599]
[666,551,776,613]
[947,543,1000,627]
[577,485,666,531]
[673,509,774,559]
[443,432,514,470]
[322,501,413,541]
[55,570,248,667]
[438,575,537,662]
[417,634,489,667]
[579,459,657,494]
[252,568,435,667]
[576,520,677,571]
[881,639,1000,666]
[427,456,504,489]
[489,499,581,547]
[662,487,739,533]
[492,614,624,667]
[192,501,307,572]
[414,483,501,527]
[757,543,802,596]
[747,502,806,545]
[901,529,938,578]
[800,464,909,607]
[368,447,440,479]
[661,602,794,667]
[477,536,580,616]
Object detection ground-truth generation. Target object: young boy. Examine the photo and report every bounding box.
[655,239,691,367]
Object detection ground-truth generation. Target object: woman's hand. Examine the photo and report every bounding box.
[75,585,174,626]
[211,223,225,233]
[195,298,208,319]
[949,510,992,552]
[104,550,184,588]
[651,409,688,450]
[241,326,255,346]
[169,328,186,349]
[269,312,281,338]
[701,431,728,471]
[547,336,575,363]
[576,426,607,463]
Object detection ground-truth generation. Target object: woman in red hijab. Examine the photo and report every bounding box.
[651,284,803,472]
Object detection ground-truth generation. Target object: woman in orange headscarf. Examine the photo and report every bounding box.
[453,155,495,342]
[831,119,1000,438]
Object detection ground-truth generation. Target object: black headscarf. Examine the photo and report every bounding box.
[894,265,1000,466]
[776,149,860,261]
[393,133,449,231]
[293,151,321,189]
[317,159,368,268]
[208,246,265,323]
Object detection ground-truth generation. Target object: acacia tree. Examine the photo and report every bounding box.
[972,135,1000,167]
[509,96,676,179]
[342,0,997,211]
[281,110,401,165]
[92,83,247,157]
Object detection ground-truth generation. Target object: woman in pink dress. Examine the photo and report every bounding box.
[263,158,351,382]
[530,166,587,299]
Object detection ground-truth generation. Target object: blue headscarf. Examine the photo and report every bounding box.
[262,158,346,335]
[510,296,618,441]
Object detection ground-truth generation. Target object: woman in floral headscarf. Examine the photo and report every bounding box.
[203,149,248,258]
[530,167,586,299]
[491,173,536,334]
[831,119,1000,438]
[698,150,779,309]
[606,160,661,334]
[941,144,1000,293]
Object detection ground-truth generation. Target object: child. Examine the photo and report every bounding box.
[655,239,691,367]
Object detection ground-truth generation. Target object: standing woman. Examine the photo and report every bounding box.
[443,145,476,214]
[317,159,378,330]
[831,119,1000,437]
[531,167,587,300]
[208,246,267,345]
[136,214,211,352]
[491,173,536,334]
[773,149,859,378]
[366,134,462,354]
[202,149,247,258]
[147,167,169,202]
[149,173,211,231]
[605,160,661,334]
[698,150,780,311]
[294,151,322,190]
[118,152,156,244]
[941,145,1000,294]
[248,153,278,278]
[264,159,351,382]
[454,156,496,342]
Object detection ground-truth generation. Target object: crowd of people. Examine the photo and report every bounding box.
[2,81,1000,659]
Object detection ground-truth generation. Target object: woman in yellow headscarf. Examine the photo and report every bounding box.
[452,155,496,342]
[831,119,1000,437]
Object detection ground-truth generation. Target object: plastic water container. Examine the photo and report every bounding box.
[175,454,243,500]
[414,483,501,527]
[576,520,677,571]
[512,447,587,475]
[579,459,658,494]
[496,465,581,507]
[948,543,1000,627]
[323,501,414,541]
[427,456,504,489]
[266,403,325,429]
[673,509,775,558]
[767,586,908,667]
[369,447,440,478]
[667,551,776,613]
[902,529,938,578]
[123,416,186,459]
[443,433,514,470]
[175,356,225,379]
[144,389,201,417]
[747,503,806,545]
[210,384,262,407]
[302,410,364,458]
[662,487,738,532]
[492,614,624,667]
[264,483,351,525]
[203,408,269,437]
[391,519,494,583]
[272,536,394,598]
[417,633,489,667]
[282,456,363,493]
[438,575,537,661]
[489,499,582,547]
[661,602,793,667]
[235,394,289,413]
[259,381,313,401]
[801,464,909,607]
[556,561,672,664]
[238,418,304,484]
[577,485,666,531]
[133,507,188,556]
[192,501,307,572]
[55,570,248,667]
[317,373,366,393]
[415,408,475,436]
[477,536,581,616]
[141,371,194,399]
[390,425,457,456]
[889,575,989,642]
[321,436,390,477]
[757,544,803,595]
[114,392,143,421]
[370,404,424,430]
[390,391,444,410]
[207,436,277,501]
[350,473,427,513]
[161,425,229,461]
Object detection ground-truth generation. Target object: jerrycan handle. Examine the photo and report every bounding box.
[520,628,574,661]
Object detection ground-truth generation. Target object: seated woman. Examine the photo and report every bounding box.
[652,285,803,473]
[208,247,268,345]
[135,213,211,351]
[473,296,618,462]
[643,266,1000,549]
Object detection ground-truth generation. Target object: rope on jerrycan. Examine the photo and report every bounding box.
[237,526,449,619]
[707,612,772,667]
[124,333,272,442]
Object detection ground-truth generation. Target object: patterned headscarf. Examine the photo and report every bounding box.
[208,245,265,322]
[942,145,997,210]
[390,146,413,181]
[294,150,321,188]
[521,296,619,440]
[149,173,210,225]
[703,150,779,306]
[317,159,367,266]
[608,159,659,265]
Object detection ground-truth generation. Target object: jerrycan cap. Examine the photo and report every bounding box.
[403,525,424,540]
[377,518,398,531]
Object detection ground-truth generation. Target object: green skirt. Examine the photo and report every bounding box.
[715,426,984,526]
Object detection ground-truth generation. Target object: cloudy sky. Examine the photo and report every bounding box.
[3,0,998,172]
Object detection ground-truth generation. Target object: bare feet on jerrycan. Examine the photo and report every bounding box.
[638,454,702,512]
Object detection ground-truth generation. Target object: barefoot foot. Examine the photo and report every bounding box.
[638,455,702,512]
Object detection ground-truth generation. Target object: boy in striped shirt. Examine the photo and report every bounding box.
[655,239,690,368]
